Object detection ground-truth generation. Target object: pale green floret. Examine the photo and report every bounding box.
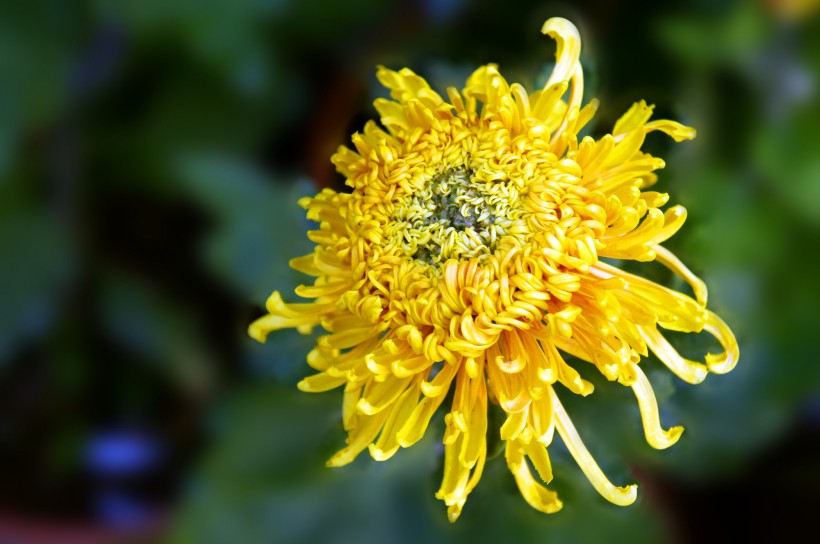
[389,167,523,266]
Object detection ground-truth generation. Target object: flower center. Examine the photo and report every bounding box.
[389,167,525,266]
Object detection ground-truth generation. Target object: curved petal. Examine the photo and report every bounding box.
[703,310,740,374]
[653,243,708,306]
[639,325,709,384]
[630,363,684,449]
[505,440,563,514]
[542,18,582,89]
[550,387,638,506]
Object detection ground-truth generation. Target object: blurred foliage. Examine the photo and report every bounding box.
[0,207,74,363]
[176,155,315,303]
[1,0,819,542]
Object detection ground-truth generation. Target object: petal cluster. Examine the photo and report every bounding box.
[250,17,738,521]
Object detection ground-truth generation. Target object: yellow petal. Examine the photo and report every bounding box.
[639,325,708,384]
[500,409,529,441]
[369,383,420,461]
[397,391,450,448]
[630,363,684,449]
[420,359,459,397]
[653,243,708,306]
[531,81,568,121]
[647,206,689,246]
[297,372,347,393]
[459,375,488,469]
[546,342,594,396]
[318,324,385,350]
[326,410,390,467]
[613,100,654,136]
[264,290,328,317]
[602,208,664,251]
[530,390,556,446]
[644,119,697,142]
[391,355,433,378]
[436,434,470,508]
[444,443,487,523]
[357,375,413,415]
[542,18,582,89]
[550,387,638,506]
[248,313,318,342]
[703,310,740,374]
[522,440,554,483]
[505,440,563,514]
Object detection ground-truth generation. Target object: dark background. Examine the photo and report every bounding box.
[1,0,818,542]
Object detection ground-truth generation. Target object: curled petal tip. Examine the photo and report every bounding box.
[611,484,639,506]
[689,363,709,384]
[541,17,581,40]
[706,351,737,374]
[704,311,740,374]
[631,363,685,449]
[541,17,582,90]
[664,426,685,447]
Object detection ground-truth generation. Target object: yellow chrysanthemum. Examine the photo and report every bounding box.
[250,17,739,521]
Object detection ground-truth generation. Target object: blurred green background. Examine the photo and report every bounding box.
[1,0,818,542]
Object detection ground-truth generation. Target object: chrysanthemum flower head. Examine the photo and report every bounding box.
[250,17,739,521]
